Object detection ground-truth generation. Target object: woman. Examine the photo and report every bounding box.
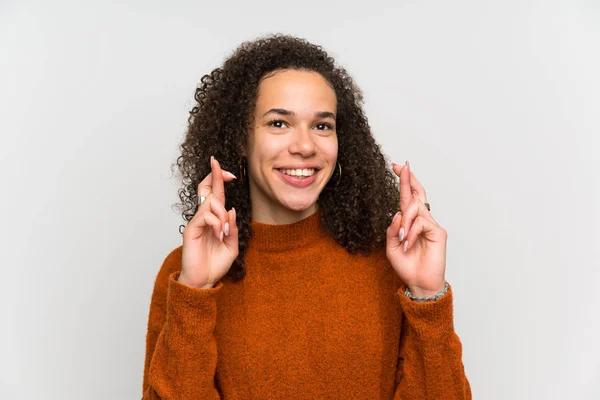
[142,34,471,399]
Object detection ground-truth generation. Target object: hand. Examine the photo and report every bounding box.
[385,161,447,298]
[179,156,239,289]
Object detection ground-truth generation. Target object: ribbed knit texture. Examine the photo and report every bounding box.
[142,210,472,399]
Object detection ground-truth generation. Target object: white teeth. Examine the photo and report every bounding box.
[279,168,316,177]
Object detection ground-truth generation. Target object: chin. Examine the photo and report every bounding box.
[280,196,318,212]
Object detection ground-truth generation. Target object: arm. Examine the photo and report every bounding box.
[142,249,223,399]
[393,283,472,399]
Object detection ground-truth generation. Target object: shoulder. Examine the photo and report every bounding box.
[352,245,389,265]
[357,245,402,283]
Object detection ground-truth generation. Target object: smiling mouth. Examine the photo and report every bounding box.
[276,168,319,178]
[275,168,320,187]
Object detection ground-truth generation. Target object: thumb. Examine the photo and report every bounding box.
[386,211,403,248]
[224,207,239,246]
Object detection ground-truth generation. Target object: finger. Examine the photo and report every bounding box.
[408,170,427,204]
[198,168,237,198]
[393,162,428,203]
[393,161,412,213]
[207,193,229,239]
[405,170,438,223]
[399,197,436,243]
[202,211,223,241]
[223,207,239,247]
[211,156,226,205]
[186,208,223,241]
[386,210,404,253]
[403,215,446,252]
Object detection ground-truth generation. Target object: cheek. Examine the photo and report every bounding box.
[266,142,286,159]
[259,140,288,165]
[321,136,338,163]
[248,132,282,166]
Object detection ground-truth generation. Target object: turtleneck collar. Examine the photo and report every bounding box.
[248,209,330,252]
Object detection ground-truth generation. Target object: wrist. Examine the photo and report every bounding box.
[407,279,446,297]
[409,286,444,298]
[177,273,214,289]
[404,282,449,302]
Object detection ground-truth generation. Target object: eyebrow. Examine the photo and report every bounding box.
[261,108,336,120]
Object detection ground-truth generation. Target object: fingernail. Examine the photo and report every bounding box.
[403,240,408,252]
[406,160,410,170]
[211,155,214,165]
[225,171,237,179]
[220,231,224,242]
[399,227,405,242]
[224,222,230,236]
[392,212,400,223]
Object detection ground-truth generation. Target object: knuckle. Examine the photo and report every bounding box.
[209,193,220,205]
[200,208,215,222]
[407,203,417,215]
[195,206,207,218]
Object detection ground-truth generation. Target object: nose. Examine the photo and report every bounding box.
[289,125,316,157]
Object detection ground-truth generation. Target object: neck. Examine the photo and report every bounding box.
[248,177,320,225]
[251,202,319,225]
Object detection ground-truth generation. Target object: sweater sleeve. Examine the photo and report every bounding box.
[393,283,472,400]
[142,249,224,400]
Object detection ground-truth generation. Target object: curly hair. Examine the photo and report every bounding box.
[172,34,400,282]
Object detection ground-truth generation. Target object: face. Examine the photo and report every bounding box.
[246,69,338,224]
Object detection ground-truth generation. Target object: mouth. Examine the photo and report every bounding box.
[276,168,319,178]
[275,168,320,188]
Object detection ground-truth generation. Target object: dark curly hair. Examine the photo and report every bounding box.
[172,34,400,282]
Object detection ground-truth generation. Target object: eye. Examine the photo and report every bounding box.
[315,123,334,131]
[267,119,288,129]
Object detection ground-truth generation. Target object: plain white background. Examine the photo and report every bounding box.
[1,0,598,398]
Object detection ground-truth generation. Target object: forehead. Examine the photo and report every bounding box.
[255,69,337,112]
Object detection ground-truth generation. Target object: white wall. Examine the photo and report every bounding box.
[1,0,598,398]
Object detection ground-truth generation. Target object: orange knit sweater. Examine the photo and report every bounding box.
[142,211,471,399]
